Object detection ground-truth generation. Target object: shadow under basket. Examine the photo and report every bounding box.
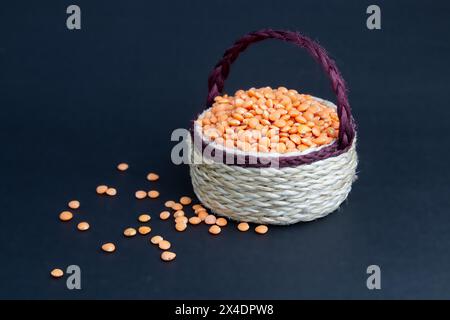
[188,29,358,225]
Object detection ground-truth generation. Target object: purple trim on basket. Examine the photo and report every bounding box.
[194,29,356,168]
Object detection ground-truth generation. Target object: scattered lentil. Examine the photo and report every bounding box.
[148,190,159,199]
[147,173,159,181]
[180,196,192,205]
[175,216,188,224]
[59,211,73,222]
[50,268,64,278]
[138,226,151,235]
[172,203,183,211]
[138,214,151,223]
[197,211,208,221]
[189,216,201,225]
[106,188,117,196]
[161,251,176,262]
[151,235,163,244]
[77,222,90,231]
[135,190,147,199]
[209,225,221,235]
[165,200,175,208]
[101,243,116,253]
[123,227,137,237]
[173,210,185,218]
[159,211,171,220]
[96,185,108,194]
[216,217,228,227]
[68,200,80,209]
[175,223,187,232]
[117,163,129,171]
[204,215,217,225]
[237,222,250,232]
[159,240,171,250]
[255,225,268,234]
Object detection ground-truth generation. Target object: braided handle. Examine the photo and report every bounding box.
[206,29,355,150]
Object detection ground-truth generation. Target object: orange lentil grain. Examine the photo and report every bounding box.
[216,217,228,227]
[148,190,159,199]
[96,185,108,194]
[237,222,250,232]
[255,225,269,234]
[101,243,116,253]
[159,211,171,220]
[147,173,159,181]
[50,268,64,278]
[59,211,73,222]
[135,190,147,199]
[209,225,221,235]
[158,240,171,250]
[138,226,151,235]
[123,227,137,237]
[161,251,176,261]
[77,222,90,231]
[68,200,80,209]
[138,214,151,223]
[106,188,117,196]
[117,163,129,171]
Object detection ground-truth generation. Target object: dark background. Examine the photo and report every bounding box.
[0,0,449,299]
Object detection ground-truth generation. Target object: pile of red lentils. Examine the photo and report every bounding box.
[50,162,268,278]
[197,87,340,153]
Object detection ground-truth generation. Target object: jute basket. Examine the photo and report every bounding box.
[188,29,357,225]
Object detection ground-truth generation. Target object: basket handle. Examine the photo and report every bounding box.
[206,29,355,150]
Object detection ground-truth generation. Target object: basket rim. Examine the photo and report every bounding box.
[192,95,356,168]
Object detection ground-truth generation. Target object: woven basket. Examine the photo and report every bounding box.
[188,29,357,225]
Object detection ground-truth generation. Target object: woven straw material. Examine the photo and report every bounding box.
[188,135,357,225]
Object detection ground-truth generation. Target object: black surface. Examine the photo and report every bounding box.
[1,0,450,299]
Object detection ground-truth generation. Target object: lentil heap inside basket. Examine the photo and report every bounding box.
[197,87,340,154]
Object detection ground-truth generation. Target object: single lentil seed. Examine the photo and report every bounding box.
[50,268,64,278]
[180,196,192,205]
[106,188,117,196]
[147,173,159,181]
[96,185,108,194]
[77,222,90,231]
[165,200,175,208]
[150,235,163,244]
[117,163,129,171]
[123,227,137,237]
[138,226,151,235]
[101,243,116,253]
[173,210,185,218]
[192,204,203,210]
[68,200,80,209]
[209,225,221,235]
[189,216,201,225]
[159,240,171,250]
[161,251,176,262]
[148,190,159,199]
[237,222,250,232]
[204,215,217,225]
[138,214,151,223]
[59,211,73,222]
[198,211,208,221]
[175,216,188,224]
[255,225,269,234]
[135,190,147,199]
[172,203,183,211]
[160,211,171,220]
[175,223,187,232]
[216,217,228,227]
